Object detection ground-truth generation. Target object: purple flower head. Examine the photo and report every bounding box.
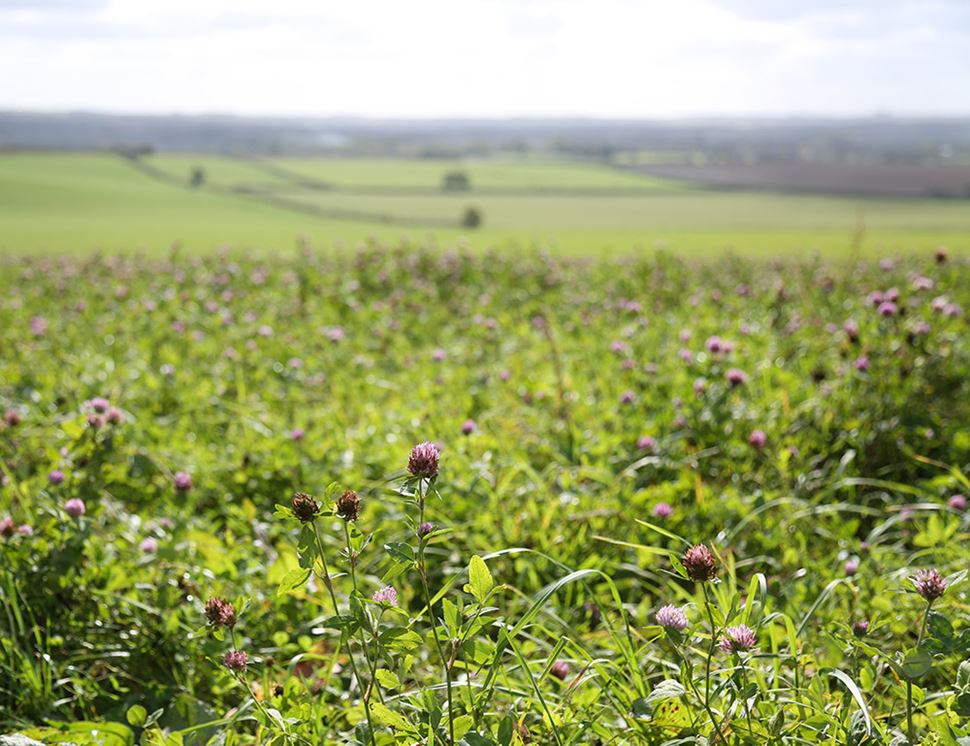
[140,537,159,554]
[912,568,946,601]
[17,524,32,536]
[637,436,657,452]
[948,494,967,511]
[417,521,434,539]
[372,585,398,606]
[64,498,86,519]
[683,544,718,582]
[88,397,110,414]
[652,502,673,519]
[3,409,21,427]
[290,427,305,441]
[0,516,14,537]
[431,347,447,362]
[853,356,870,372]
[843,320,859,341]
[719,624,757,654]
[48,470,65,485]
[407,442,440,479]
[461,419,476,435]
[87,414,104,429]
[877,301,898,317]
[726,368,748,387]
[30,315,48,336]
[106,407,123,424]
[655,604,688,631]
[174,472,193,491]
[705,335,724,354]
[913,276,934,291]
[844,559,859,576]
[748,430,767,450]
[205,597,237,628]
[223,650,248,672]
[550,660,569,681]
[620,390,636,404]
[852,619,870,637]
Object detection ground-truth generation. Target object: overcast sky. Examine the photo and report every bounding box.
[2,0,968,118]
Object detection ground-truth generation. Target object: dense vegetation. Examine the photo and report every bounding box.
[1,246,968,745]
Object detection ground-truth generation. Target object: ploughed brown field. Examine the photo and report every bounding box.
[631,161,970,198]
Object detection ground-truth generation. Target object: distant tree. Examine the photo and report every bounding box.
[442,170,471,191]
[461,206,482,229]
[190,167,206,188]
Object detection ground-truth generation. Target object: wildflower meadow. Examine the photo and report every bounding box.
[1,246,969,745]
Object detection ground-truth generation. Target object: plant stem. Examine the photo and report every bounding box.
[311,521,376,746]
[416,480,456,746]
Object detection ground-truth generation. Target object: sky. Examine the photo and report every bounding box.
[2,0,969,119]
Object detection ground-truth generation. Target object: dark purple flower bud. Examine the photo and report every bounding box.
[912,568,946,601]
[461,419,476,435]
[726,368,748,387]
[4,409,21,427]
[48,470,65,485]
[852,620,870,637]
[0,516,15,537]
[408,442,440,479]
[844,559,859,576]
[683,544,718,582]
[205,597,237,628]
[417,521,434,538]
[935,247,948,264]
[335,490,361,522]
[948,494,967,511]
[174,472,193,491]
[550,660,569,681]
[748,430,767,449]
[291,492,320,523]
[223,650,248,672]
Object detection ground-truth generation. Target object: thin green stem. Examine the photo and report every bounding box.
[417,480,456,746]
[311,521,376,746]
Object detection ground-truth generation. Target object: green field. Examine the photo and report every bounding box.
[1,151,969,256]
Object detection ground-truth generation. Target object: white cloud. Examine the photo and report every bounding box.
[1,0,968,117]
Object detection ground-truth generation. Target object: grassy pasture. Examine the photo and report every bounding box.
[1,151,969,256]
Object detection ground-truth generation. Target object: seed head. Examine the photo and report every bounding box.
[291,492,320,523]
[205,597,237,628]
[408,441,440,479]
[912,568,946,601]
[336,490,361,522]
[655,604,689,631]
[683,544,718,582]
[719,624,757,654]
[223,650,248,672]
